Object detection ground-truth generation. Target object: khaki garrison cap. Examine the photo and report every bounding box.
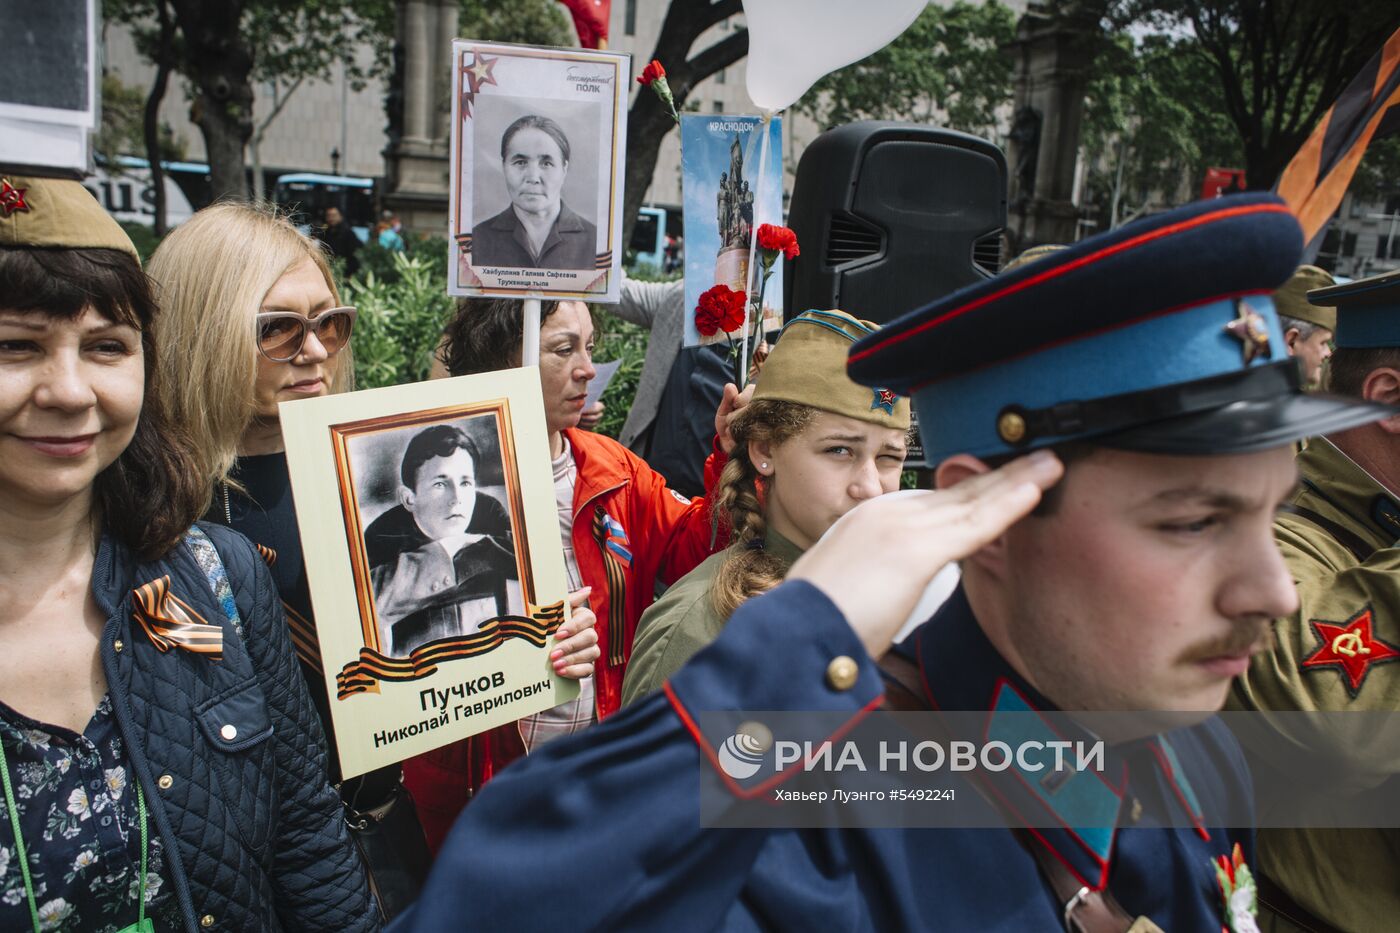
[0,175,139,261]
[754,309,911,429]
[1272,264,1337,331]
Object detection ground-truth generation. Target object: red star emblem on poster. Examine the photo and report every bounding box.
[1300,605,1400,698]
[0,179,30,216]
[459,51,499,118]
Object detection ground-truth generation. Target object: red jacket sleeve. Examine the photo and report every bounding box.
[632,436,731,587]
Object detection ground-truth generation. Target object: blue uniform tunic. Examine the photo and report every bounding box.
[393,581,1254,931]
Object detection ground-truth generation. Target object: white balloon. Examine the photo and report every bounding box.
[742,0,926,112]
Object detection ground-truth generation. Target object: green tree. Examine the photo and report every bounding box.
[623,1,751,247]
[1080,31,1241,226]
[93,73,184,166]
[1111,0,1400,190]
[458,0,573,46]
[795,1,1017,138]
[106,0,397,202]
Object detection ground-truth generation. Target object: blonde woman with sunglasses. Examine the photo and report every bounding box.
[147,203,598,919]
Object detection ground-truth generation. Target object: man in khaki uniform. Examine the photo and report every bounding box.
[1231,268,1400,933]
[1274,264,1337,388]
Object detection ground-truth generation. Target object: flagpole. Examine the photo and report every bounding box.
[739,110,773,390]
[523,298,541,367]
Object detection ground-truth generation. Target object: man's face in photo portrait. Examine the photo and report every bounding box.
[401,447,478,541]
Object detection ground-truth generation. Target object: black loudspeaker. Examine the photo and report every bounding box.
[786,122,1008,325]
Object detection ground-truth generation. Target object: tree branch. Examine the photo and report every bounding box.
[677,30,750,96]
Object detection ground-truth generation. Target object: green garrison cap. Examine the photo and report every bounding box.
[1272,264,1336,331]
[1308,269,1400,349]
[755,309,911,429]
[0,175,139,261]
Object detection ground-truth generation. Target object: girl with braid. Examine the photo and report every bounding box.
[621,309,911,705]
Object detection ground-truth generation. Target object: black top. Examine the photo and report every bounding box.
[211,453,392,795]
[471,202,599,270]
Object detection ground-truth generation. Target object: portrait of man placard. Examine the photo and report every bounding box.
[278,369,573,778]
[448,40,629,302]
[355,415,523,657]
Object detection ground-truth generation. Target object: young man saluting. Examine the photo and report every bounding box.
[390,194,1388,932]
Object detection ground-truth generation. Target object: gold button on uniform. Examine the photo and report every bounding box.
[157,774,173,791]
[826,656,859,691]
[200,914,215,928]
[113,639,124,653]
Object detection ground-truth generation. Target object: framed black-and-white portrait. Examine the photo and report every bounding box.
[280,368,574,778]
[448,40,628,302]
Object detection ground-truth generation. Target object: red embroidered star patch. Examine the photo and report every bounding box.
[1300,605,1400,698]
[0,179,30,216]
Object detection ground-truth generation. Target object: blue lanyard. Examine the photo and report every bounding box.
[0,734,149,933]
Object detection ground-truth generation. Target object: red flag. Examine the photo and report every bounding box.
[557,0,611,49]
[1277,25,1400,244]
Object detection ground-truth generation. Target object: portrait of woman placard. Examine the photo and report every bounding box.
[472,106,599,271]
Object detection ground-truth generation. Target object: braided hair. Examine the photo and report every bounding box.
[709,399,816,620]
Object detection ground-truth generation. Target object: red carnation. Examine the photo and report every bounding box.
[637,59,667,86]
[637,59,679,123]
[695,284,748,337]
[757,224,800,261]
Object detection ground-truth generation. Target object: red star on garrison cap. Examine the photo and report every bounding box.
[871,387,899,415]
[1300,605,1400,698]
[0,179,30,216]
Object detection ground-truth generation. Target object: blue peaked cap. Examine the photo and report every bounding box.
[847,194,1390,463]
[1307,268,1400,349]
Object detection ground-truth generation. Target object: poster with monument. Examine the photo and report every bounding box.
[681,114,784,347]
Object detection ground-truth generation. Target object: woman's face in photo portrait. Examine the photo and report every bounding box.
[503,127,568,218]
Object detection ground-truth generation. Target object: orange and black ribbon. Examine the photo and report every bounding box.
[1278,24,1400,248]
[252,543,323,673]
[131,576,224,660]
[334,601,565,699]
[283,601,324,675]
[591,506,628,667]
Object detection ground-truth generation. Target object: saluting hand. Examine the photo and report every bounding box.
[789,451,1064,660]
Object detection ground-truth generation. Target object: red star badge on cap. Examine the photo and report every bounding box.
[0,179,30,216]
[871,387,899,415]
[1223,299,1272,366]
[1300,605,1400,698]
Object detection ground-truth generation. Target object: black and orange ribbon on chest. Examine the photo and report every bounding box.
[131,576,224,660]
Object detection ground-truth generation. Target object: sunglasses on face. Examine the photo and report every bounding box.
[255,306,357,362]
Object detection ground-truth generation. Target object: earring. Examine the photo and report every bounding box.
[760,462,769,470]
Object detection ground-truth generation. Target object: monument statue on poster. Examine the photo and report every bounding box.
[714,135,756,297]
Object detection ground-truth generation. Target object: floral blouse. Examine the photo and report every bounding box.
[0,695,180,932]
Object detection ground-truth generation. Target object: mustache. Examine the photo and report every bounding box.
[1178,621,1272,664]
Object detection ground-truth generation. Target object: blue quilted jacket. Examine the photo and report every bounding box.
[92,522,379,932]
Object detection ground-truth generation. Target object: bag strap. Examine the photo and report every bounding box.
[184,525,243,635]
[876,653,1144,933]
[1277,503,1377,564]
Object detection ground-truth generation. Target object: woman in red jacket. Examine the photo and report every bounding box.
[408,297,747,851]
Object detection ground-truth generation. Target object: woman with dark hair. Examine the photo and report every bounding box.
[405,295,749,852]
[0,177,377,931]
[471,114,599,270]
